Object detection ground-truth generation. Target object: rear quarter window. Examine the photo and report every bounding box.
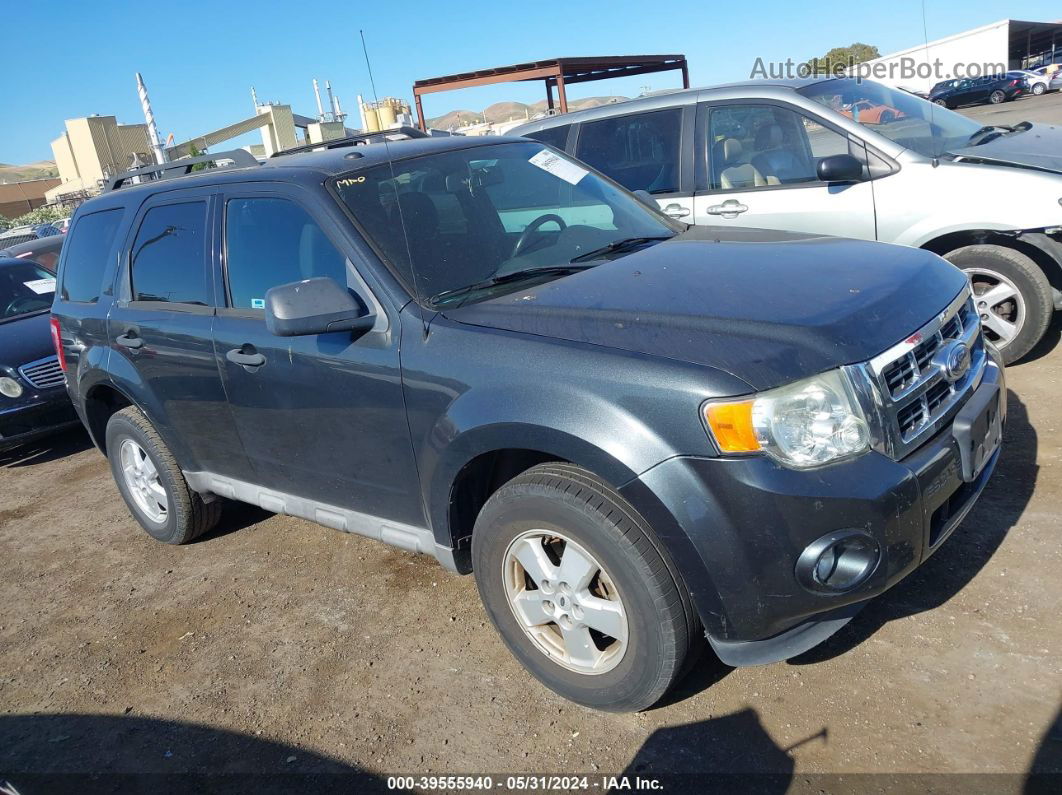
[522,124,572,151]
[59,208,124,303]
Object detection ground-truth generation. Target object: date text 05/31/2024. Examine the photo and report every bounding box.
[386,775,664,790]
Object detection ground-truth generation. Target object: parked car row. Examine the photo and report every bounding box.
[513,77,1062,363]
[42,77,1008,712]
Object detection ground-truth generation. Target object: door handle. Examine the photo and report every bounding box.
[662,203,691,219]
[115,330,143,349]
[705,200,749,219]
[226,346,266,369]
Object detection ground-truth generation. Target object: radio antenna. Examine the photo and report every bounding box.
[360,29,428,337]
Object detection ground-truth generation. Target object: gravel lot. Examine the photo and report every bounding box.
[2,95,1062,793]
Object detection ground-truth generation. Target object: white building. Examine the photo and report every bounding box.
[856,18,1062,93]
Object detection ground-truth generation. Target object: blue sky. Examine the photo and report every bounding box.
[4,1,1059,164]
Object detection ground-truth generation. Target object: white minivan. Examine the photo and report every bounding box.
[512,78,1062,362]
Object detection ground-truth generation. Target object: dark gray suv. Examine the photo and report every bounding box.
[51,136,1004,711]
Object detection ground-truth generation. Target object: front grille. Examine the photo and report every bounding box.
[18,355,65,390]
[855,290,987,460]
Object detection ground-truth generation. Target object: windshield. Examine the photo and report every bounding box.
[0,261,55,321]
[797,78,984,158]
[332,141,680,307]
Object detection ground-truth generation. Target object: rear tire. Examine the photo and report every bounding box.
[989,90,1006,104]
[944,244,1053,364]
[106,407,221,544]
[472,463,702,712]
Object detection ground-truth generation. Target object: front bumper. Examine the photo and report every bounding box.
[621,358,1005,666]
[0,391,79,451]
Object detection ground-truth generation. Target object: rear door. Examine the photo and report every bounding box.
[692,101,877,240]
[573,106,694,222]
[109,188,250,479]
[211,183,423,525]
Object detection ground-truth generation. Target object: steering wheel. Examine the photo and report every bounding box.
[3,296,47,317]
[512,214,567,258]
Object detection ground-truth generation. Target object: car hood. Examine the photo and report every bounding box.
[0,311,55,370]
[950,123,1062,173]
[443,227,968,392]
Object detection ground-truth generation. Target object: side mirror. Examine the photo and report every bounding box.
[817,154,865,183]
[265,277,374,337]
[632,189,659,209]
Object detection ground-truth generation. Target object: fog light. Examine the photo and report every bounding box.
[0,376,23,399]
[796,530,880,593]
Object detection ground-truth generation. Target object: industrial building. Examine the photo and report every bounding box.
[43,75,418,205]
[860,18,1062,93]
[46,115,153,204]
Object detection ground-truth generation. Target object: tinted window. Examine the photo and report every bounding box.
[60,208,122,302]
[130,202,212,306]
[1,262,55,320]
[575,109,681,194]
[523,124,571,150]
[225,197,347,309]
[706,104,851,190]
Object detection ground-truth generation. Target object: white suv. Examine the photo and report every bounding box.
[512,77,1062,362]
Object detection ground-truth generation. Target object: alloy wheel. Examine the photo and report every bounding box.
[502,530,628,674]
[965,267,1026,348]
[119,438,168,523]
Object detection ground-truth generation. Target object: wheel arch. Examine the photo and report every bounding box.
[921,229,1062,297]
[431,425,643,574]
[82,382,136,455]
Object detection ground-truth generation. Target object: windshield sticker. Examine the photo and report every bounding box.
[529,149,587,185]
[24,277,56,295]
[250,298,265,309]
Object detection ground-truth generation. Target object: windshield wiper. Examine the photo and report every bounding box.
[429,265,596,306]
[967,124,1017,144]
[569,235,672,264]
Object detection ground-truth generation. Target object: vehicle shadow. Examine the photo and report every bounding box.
[1026,703,1062,794]
[619,707,801,792]
[789,387,1035,665]
[1014,312,1062,365]
[192,501,275,544]
[0,428,92,468]
[0,712,387,794]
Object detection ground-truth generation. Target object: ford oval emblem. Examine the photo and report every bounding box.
[934,340,971,382]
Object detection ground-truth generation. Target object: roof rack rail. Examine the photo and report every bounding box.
[104,149,259,192]
[270,126,431,158]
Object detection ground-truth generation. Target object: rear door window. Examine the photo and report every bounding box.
[224,197,347,310]
[575,109,681,194]
[130,202,212,306]
[59,208,123,303]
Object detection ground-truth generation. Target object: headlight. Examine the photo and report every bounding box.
[0,376,24,399]
[703,369,870,469]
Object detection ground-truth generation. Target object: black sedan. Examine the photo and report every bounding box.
[930,74,1024,108]
[0,257,78,451]
[0,234,64,270]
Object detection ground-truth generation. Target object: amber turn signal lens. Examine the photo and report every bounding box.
[704,401,760,453]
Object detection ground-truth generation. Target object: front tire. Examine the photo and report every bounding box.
[944,244,1053,364]
[1033,83,1046,95]
[106,406,221,544]
[472,463,701,712]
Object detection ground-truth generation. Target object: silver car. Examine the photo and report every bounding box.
[512,78,1062,362]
